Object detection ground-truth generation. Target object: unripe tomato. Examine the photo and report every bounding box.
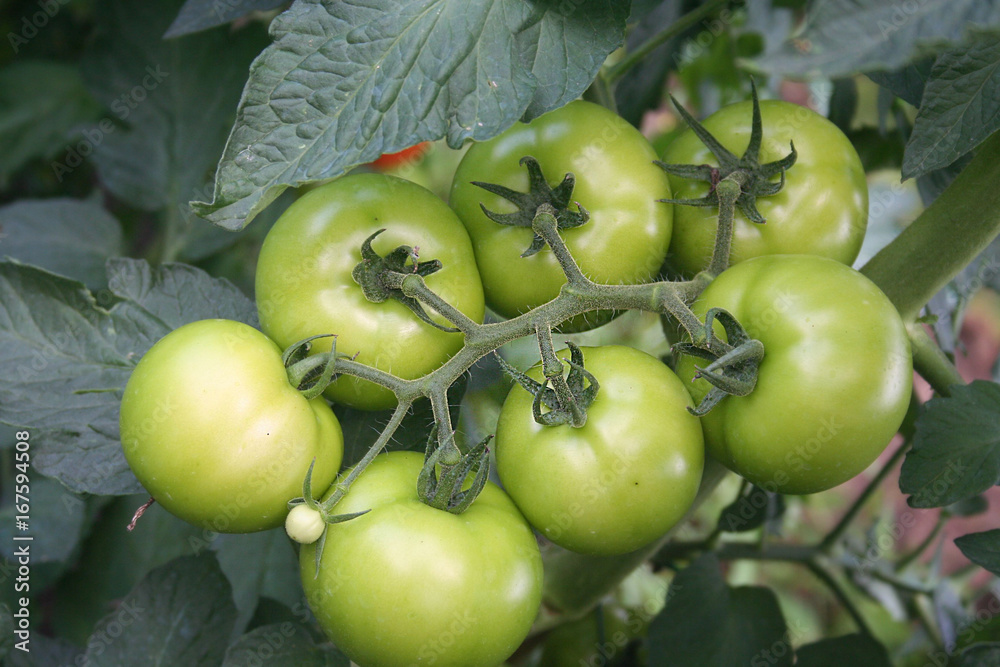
[119,320,343,532]
[675,255,912,494]
[450,101,672,331]
[495,345,705,555]
[256,174,485,410]
[663,99,867,276]
[300,451,543,667]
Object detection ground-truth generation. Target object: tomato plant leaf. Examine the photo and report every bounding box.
[794,633,891,666]
[902,31,1000,179]
[955,529,1000,577]
[81,553,237,667]
[50,496,206,646]
[81,0,269,260]
[164,0,286,38]
[0,259,256,495]
[0,61,101,187]
[0,198,124,290]
[106,258,259,330]
[222,623,350,667]
[648,553,791,667]
[754,0,1000,78]
[867,57,935,107]
[717,484,786,533]
[191,0,628,230]
[0,475,87,567]
[614,0,685,128]
[899,381,1000,508]
[214,531,302,640]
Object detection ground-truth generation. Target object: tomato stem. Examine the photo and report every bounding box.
[861,131,1000,325]
[604,0,730,85]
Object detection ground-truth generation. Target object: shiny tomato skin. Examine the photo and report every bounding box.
[663,99,868,277]
[255,173,485,410]
[119,319,343,533]
[675,255,912,494]
[450,101,672,330]
[300,451,543,667]
[495,345,705,555]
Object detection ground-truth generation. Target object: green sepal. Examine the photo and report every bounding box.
[418,427,491,514]
[351,229,458,332]
[473,156,590,257]
[496,342,600,426]
[656,79,797,224]
[282,334,339,399]
[673,308,764,416]
[289,457,371,577]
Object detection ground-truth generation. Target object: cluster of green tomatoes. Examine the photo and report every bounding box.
[118,94,913,667]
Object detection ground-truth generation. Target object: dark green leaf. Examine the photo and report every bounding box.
[222,623,349,667]
[947,494,989,517]
[192,0,628,230]
[899,381,1000,508]
[754,0,1000,78]
[50,497,206,646]
[0,475,87,565]
[917,153,974,206]
[0,604,11,659]
[955,529,1000,577]
[0,259,256,495]
[953,643,1000,666]
[81,553,237,667]
[81,0,270,260]
[5,634,83,667]
[0,61,101,186]
[165,0,286,38]
[717,484,785,533]
[0,198,123,290]
[648,553,791,667]
[827,78,858,133]
[903,31,1000,179]
[214,531,303,639]
[106,257,258,330]
[614,0,685,127]
[867,57,935,107]
[795,633,891,666]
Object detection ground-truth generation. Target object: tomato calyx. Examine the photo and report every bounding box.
[672,308,764,416]
[417,427,492,514]
[288,458,370,577]
[351,229,459,332]
[472,156,590,257]
[656,80,797,225]
[282,334,340,399]
[497,342,600,427]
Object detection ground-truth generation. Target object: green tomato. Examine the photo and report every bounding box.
[119,319,343,533]
[675,255,912,494]
[450,101,672,330]
[300,451,542,667]
[256,173,485,410]
[663,99,868,277]
[495,345,705,555]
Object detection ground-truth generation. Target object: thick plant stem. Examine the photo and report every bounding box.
[705,175,744,277]
[908,324,964,396]
[541,459,728,618]
[861,132,1000,324]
